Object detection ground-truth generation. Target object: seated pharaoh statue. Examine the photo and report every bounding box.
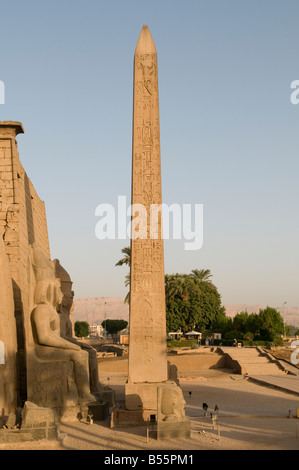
[30,246,96,406]
[54,259,103,394]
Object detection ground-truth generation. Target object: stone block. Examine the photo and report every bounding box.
[99,389,115,407]
[0,401,61,443]
[110,406,152,428]
[22,401,56,428]
[86,401,109,421]
[125,383,158,410]
[157,418,191,440]
[0,140,11,148]
[125,381,177,411]
[27,359,79,411]
[1,171,12,180]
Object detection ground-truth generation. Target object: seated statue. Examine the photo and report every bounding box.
[30,246,95,405]
[54,259,103,394]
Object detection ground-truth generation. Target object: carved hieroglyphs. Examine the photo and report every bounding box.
[128,25,168,384]
[121,28,190,439]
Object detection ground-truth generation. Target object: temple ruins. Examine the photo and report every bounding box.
[0,25,190,443]
[0,122,107,441]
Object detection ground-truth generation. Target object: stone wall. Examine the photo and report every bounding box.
[98,351,232,376]
[0,233,17,416]
[0,121,51,410]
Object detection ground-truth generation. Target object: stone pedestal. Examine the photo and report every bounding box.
[125,381,177,412]
[100,389,115,407]
[110,407,148,428]
[0,401,59,444]
[86,401,109,422]
[111,381,178,427]
[157,418,191,440]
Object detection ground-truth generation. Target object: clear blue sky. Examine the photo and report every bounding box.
[1,0,298,308]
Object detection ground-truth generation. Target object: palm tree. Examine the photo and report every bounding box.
[115,246,131,267]
[116,246,131,304]
[191,268,213,284]
[124,273,130,304]
[165,274,199,302]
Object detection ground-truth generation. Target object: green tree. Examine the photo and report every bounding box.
[115,246,131,267]
[165,274,199,302]
[246,313,260,338]
[210,312,233,335]
[225,329,241,340]
[74,321,90,338]
[258,306,284,341]
[285,324,291,337]
[101,319,128,336]
[165,273,201,331]
[166,294,190,332]
[244,331,254,342]
[165,270,225,333]
[232,312,250,336]
[191,268,213,284]
[195,282,225,331]
[215,308,285,342]
[116,246,131,304]
[124,274,130,304]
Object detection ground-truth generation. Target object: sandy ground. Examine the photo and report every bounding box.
[1,369,299,451]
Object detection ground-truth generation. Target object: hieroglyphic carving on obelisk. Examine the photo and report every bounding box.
[128,25,168,384]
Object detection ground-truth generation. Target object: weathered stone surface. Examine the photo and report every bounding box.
[125,382,171,411]
[21,401,55,428]
[110,407,154,428]
[116,28,189,437]
[86,401,109,422]
[0,401,58,444]
[0,229,17,417]
[30,245,95,411]
[0,121,50,407]
[128,25,168,385]
[54,259,104,395]
[0,122,98,423]
[156,419,191,440]
[156,384,191,439]
[157,384,187,421]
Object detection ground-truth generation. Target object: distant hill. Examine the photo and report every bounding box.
[73,297,129,326]
[72,298,299,328]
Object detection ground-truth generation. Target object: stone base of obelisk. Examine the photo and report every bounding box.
[125,382,173,412]
[110,380,190,441]
[110,406,152,428]
[111,381,170,428]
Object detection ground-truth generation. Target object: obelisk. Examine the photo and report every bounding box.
[113,27,190,436]
[128,25,168,386]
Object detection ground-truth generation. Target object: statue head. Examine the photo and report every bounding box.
[53,259,74,314]
[160,387,186,422]
[30,245,63,308]
[31,244,55,282]
[34,278,63,307]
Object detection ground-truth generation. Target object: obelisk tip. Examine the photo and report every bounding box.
[135,25,156,53]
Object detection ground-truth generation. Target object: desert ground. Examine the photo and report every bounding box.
[1,351,299,451]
